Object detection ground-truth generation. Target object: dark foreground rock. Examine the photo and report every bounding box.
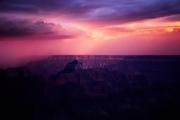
[1,59,180,120]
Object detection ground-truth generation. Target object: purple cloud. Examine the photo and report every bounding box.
[0,0,180,35]
[0,17,76,39]
[82,0,180,25]
[1,0,180,23]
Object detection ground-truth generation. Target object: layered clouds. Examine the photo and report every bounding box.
[1,0,180,22]
[0,17,79,40]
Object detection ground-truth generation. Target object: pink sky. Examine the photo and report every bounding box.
[0,0,180,68]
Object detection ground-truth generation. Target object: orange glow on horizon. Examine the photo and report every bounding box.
[70,17,180,41]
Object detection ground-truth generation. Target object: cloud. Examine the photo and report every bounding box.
[0,2,39,14]
[0,0,95,15]
[1,0,180,23]
[82,0,180,25]
[1,0,180,37]
[0,17,78,40]
[164,15,180,21]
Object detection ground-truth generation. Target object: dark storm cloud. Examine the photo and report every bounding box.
[0,2,39,14]
[0,0,97,15]
[1,0,180,24]
[0,17,75,39]
[83,0,180,25]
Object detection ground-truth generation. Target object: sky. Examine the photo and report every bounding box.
[0,0,180,67]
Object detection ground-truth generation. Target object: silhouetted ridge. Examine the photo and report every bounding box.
[51,60,82,81]
[60,60,79,74]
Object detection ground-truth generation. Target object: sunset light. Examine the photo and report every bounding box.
[0,0,180,67]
